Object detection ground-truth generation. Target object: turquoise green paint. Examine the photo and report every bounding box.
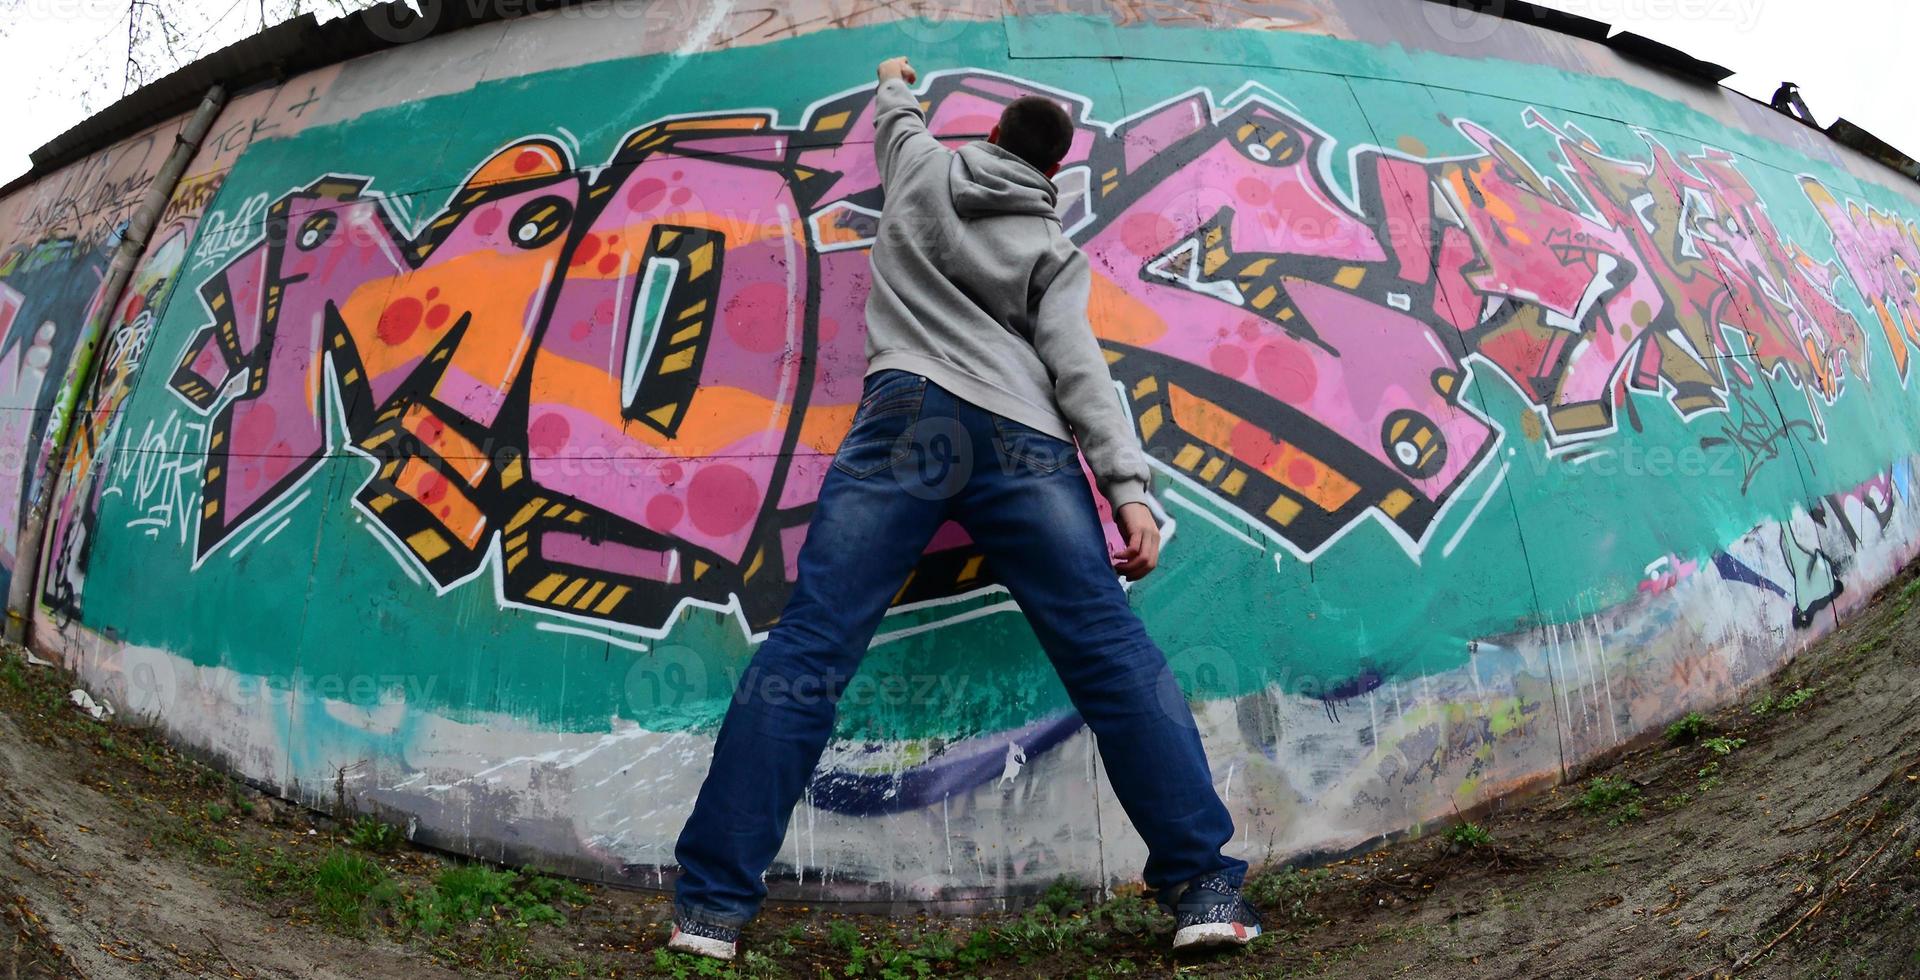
[69,17,1920,742]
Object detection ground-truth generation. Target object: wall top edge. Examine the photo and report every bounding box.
[5,0,1914,198]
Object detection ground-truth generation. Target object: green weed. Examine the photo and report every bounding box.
[1702,736,1747,755]
[1576,775,1644,825]
[348,815,406,853]
[309,850,387,933]
[1242,866,1330,925]
[1443,821,1494,849]
[1696,760,1725,793]
[654,948,729,978]
[393,863,586,936]
[1664,711,1710,744]
[825,918,863,953]
[1035,877,1088,917]
[1753,686,1817,716]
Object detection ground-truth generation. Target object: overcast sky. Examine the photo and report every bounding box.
[2,0,1914,187]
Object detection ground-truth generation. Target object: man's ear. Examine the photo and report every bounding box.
[988,123,1001,146]
[1044,162,1062,178]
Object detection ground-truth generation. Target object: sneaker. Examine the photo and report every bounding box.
[1166,874,1263,950]
[666,913,739,961]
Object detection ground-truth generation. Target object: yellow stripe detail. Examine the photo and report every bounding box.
[527,573,567,602]
[1139,404,1164,440]
[408,529,451,561]
[686,242,714,280]
[574,581,607,610]
[594,585,630,614]
[1266,495,1303,526]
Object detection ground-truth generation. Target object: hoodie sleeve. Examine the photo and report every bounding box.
[1031,246,1154,513]
[873,78,943,190]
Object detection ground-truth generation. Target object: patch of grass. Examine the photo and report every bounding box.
[309,850,388,933]
[841,930,950,978]
[1697,760,1725,793]
[1576,775,1644,825]
[1088,893,1164,938]
[1443,821,1494,849]
[1896,578,1920,618]
[347,815,405,853]
[766,923,804,958]
[392,863,587,936]
[738,950,786,979]
[1664,711,1711,745]
[1243,865,1331,926]
[825,918,863,953]
[1753,686,1818,716]
[1702,735,1747,755]
[1035,876,1088,917]
[995,910,1100,959]
[654,948,730,978]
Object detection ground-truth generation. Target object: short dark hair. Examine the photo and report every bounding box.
[996,96,1074,175]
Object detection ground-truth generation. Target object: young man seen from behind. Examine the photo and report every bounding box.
[666,56,1260,962]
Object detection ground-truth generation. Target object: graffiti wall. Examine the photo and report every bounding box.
[11,0,1920,901]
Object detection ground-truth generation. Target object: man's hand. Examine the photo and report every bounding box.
[1112,502,1161,581]
[877,56,917,85]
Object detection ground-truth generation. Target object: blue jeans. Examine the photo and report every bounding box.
[672,371,1245,926]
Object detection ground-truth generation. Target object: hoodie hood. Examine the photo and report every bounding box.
[950,141,1059,219]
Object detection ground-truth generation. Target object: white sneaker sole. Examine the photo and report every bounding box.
[667,927,737,961]
[1172,920,1260,949]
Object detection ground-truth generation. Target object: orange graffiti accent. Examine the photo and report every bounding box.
[1088,270,1170,347]
[1168,382,1360,513]
[470,142,569,188]
[337,247,555,398]
[392,456,487,549]
[401,404,489,484]
[796,402,860,455]
[529,337,792,456]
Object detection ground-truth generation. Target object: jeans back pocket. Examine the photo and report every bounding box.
[991,416,1077,475]
[832,373,927,478]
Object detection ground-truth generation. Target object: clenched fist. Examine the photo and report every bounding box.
[1112,502,1161,581]
[877,56,917,85]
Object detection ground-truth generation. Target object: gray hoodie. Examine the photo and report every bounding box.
[863,77,1152,512]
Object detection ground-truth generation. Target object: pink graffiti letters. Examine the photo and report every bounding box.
[168,70,1907,633]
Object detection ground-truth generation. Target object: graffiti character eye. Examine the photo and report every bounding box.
[509,196,573,250]
[1382,409,1447,480]
[297,212,337,251]
[1232,116,1302,167]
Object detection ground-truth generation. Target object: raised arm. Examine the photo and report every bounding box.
[873,57,943,189]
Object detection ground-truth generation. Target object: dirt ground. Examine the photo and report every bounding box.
[3,567,1919,979]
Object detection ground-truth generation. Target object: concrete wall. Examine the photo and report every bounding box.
[9,0,1920,905]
